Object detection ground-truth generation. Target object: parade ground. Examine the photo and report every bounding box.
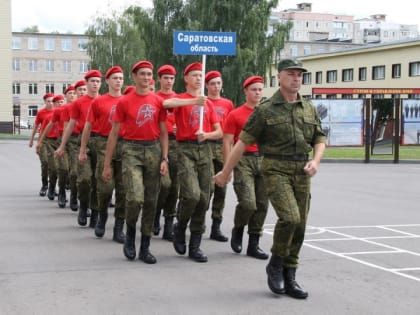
[0,139,419,315]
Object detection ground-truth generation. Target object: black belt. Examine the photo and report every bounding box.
[71,133,79,137]
[243,151,261,157]
[91,132,107,138]
[177,139,207,145]
[264,153,309,161]
[168,134,176,140]
[123,139,159,145]
[207,139,222,144]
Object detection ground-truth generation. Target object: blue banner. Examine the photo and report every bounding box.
[173,31,236,56]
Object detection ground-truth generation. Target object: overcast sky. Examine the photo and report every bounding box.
[11,0,419,34]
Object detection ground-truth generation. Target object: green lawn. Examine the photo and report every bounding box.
[324,146,420,160]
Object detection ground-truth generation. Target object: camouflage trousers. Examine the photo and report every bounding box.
[233,155,268,235]
[77,136,97,210]
[176,141,214,234]
[156,139,178,218]
[66,135,80,196]
[44,137,58,186]
[38,141,49,186]
[209,141,226,220]
[122,140,161,236]
[45,136,69,190]
[262,159,311,268]
[95,136,125,220]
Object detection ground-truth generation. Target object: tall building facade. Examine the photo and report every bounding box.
[11,32,90,127]
[0,0,13,133]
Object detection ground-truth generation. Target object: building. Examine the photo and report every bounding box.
[0,0,13,133]
[11,32,90,127]
[270,3,418,60]
[264,37,420,100]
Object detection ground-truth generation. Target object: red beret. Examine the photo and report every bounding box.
[131,60,154,73]
[43,93,54,100]
[64,85,75,94]
[74,80,86,89]
[84,69,102,80]
[53,95,65,102]
[243,75,264,88]
[157,64,176,76]
[205,70,222,83]
[105,66,123,79]
[183,62,202,75]
[123,85,135,95]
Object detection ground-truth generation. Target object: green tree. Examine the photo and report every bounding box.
[22,25,39,33]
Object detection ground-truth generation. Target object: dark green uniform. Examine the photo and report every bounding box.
[240,90,326,268]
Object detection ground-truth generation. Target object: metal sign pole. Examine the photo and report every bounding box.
[199,54,206,132]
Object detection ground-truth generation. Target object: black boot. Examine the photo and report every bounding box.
[89,210,98,228]
[153,210,161,235]
[95,211,108,238]
[47,182,56,200]
[210,218,228,242]
[113,218,126,244]
[173,222,187,255]
[58,188,66,208]
[138,234,157,264]
[123,224,136,260]
[162,216,174,241]
[283,267,308,299]
[266,255,285,294]
[247,234,269,260]
[230,226,244,253]
[39,184,48,197]
[69,192,78,211]
[189,232,208,263]
[77,202,88,226]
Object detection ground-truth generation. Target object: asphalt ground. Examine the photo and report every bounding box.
[0,139,419,315]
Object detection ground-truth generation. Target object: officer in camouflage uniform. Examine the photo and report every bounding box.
[215,59,326,299]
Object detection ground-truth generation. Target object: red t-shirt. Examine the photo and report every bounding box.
[172,93,219,141]
[51,106,65,134]
[34,107,52,128]
[70,95,97,134]
[87,93,123,136]
[209,97,234,130]
[224,104,259,153]
[41,111,60,138]
[113,92,166,141]
[156,91,178,136]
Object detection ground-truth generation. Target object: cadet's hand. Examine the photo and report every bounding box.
[213,170,232,187]
[160,160,168,176]
[102,165,112,182]
[35,143,41,155]
[78,151,87,165]
[54,147,64,158]
[29,139,34,148]
[303,160,319,177]
[195,130,206,143]
[196,95,207,106]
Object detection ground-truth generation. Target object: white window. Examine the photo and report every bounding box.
[45,60,55,72]
[392,64,401,78]
[45,83,55,94]
[303,46,311,55]
[326,70,337,83]
[372,66,385,80]
[12,82,21,95]
[28,60,38,72]
[28,105,38,117]
[44,38,55,51]
[28,83,38,95]
[316,71,322,84]
[409,62,420,76]
[78,38,88,51]
[61,38,72,51]
[28,37,39,50]
[63,60,72,72]
[342,69,353,82]
[12,37,21,49]
[359,67,367,81]
[289,44,298,57]
[303,72,312,85]
[12,58,21,71]
[79,61,89,73]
